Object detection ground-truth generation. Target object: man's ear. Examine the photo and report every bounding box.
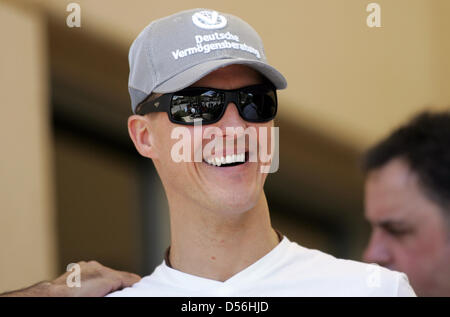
[128,115,158,159]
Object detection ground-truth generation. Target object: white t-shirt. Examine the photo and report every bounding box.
[107,235,416,297]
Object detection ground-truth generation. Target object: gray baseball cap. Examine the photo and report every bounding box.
[128,8,287,114]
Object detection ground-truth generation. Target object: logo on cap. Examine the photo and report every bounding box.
[192,10,227,30]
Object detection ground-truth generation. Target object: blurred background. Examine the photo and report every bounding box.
[1,0,449,292]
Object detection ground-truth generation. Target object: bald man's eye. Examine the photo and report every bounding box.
[383,226,413,237]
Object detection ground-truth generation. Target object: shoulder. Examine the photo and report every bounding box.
[272,239,416,296]
[106,262,169,297]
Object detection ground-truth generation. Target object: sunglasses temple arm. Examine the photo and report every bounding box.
[136,94,172,115]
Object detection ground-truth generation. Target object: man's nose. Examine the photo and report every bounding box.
[216,102,247,131]
[363,229,392,267]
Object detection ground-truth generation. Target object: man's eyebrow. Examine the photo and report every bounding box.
[376,220,412,231]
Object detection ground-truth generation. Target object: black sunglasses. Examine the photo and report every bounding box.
[135,84,278,125]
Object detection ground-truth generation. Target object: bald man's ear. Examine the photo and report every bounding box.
[128,115,159,159]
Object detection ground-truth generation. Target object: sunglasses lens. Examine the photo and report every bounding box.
[239,89,277,122]
[169,85,277,124]
[171,90,224,123]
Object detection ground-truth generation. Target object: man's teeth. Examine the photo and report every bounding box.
[205,153,245,167]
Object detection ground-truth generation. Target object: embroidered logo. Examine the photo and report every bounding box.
[192,10,227,30]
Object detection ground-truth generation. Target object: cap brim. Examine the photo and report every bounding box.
[153,58,287,93]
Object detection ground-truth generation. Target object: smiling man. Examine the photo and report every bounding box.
[362,111,450,296]
[105,9,416,297]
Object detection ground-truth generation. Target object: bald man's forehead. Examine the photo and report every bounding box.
[367,158,416,189]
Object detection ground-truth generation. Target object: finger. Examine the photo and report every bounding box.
[99,267,141,289]
[104,269,141,289]
[116,271,141,287]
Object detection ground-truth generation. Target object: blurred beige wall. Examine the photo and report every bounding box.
[0,2,56,292]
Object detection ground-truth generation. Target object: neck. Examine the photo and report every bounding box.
[165,191,280,282]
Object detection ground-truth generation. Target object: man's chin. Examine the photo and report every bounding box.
[197,157,264,213]
[204,187,260,215]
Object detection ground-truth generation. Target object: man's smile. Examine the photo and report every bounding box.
[203,151,249,167]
